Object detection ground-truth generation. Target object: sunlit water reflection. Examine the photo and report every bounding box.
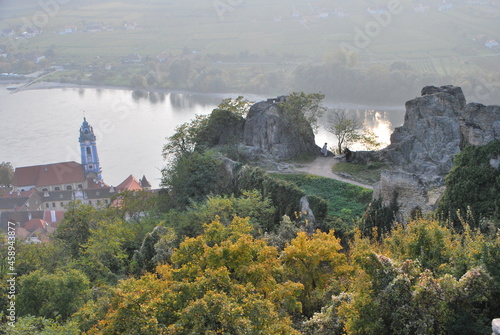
[316,108,405,153]
[0,85,405,187]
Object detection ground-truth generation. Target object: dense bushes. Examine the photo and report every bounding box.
[160,150,234,209]
[438,140,500,229]
[236,166,328,228]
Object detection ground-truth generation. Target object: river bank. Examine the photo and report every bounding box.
[7,80,405,112]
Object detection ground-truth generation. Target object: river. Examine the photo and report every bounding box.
[0,84,405,188]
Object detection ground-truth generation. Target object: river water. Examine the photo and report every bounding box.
[0,84,405,188]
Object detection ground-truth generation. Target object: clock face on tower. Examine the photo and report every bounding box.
[84,140,90,145]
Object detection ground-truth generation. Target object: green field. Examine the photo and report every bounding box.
[2,0,499,62]
[273,173,372,220]
[1,0,499,103]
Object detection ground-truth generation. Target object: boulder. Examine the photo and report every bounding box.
[460,103,500,146]
[493,318,500,335]
[373,170,432,220]
[382,85,465,182]
[243,99,318,161]
[421,84,466,108]
[353,85,500,219]
[373,85,500,184]
[300,196,316,232]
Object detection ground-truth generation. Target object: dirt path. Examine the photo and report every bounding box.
[293,155,374,190]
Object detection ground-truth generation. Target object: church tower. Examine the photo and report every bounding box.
[79,117,103,181]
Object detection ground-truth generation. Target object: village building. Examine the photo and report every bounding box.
[2,118,154,242]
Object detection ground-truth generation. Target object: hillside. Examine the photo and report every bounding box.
[1,0,499,103]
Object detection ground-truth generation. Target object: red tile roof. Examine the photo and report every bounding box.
[12,162,85,188]
[116,175,143,191]
[86,178,109,189]
[1,189,38,198]
[23,218,49,232]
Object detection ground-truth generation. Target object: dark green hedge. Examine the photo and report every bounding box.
[236,166,327,229]
[438,140,500,229]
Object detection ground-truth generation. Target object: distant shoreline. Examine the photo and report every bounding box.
[3,80,405,111]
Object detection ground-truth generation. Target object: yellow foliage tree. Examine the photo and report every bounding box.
[85,217,303,334]
[281,230,349,317]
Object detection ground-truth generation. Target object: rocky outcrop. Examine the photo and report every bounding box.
[374,170,431,220]
[461,103,500,146]
[493,319,500,335]
[355,85,500,219]
[242,99,319,161]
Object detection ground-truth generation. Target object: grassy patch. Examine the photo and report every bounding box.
[273,173,372,220]
[332,162,387,185]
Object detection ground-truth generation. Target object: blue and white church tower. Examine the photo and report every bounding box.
[79,117,103,181]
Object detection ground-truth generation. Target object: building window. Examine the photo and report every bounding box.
[61,202,64,207]
[45,203,49,208]
[89,165,93,169]
[86,147,92,155]
[104,199,109,204]
[54,186,60,191]
[42,188,48,192]
[88,200,92,205]
[78,184,83,189]
[52,203,56,208]
[66,185,72,190]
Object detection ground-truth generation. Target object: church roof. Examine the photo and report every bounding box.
[86,178,109,189]
[116,174,143,191]
[0,197,30,210]
[0,211,44,232]
[140,175,152,188]
[12,162,86,187]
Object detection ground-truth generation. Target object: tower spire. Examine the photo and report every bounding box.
[79,117,103,181]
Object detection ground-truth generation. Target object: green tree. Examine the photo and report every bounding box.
[161,150,231,209]
[13,240,70,276]
[0,162,14,187]
[278,92,326,133]
[326,109,361,154]
[134,225,175,274]
[438,140,500,228]
[0,316,80,335]
[193,108,245,148]
[17,269,90,321]
[162,114,209,158]
[110,189,157,222]
[360,192,399,239]
[325,109,382,154]
[83,217,131,276]
[54,203,98,258]
[217,95,254,116]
